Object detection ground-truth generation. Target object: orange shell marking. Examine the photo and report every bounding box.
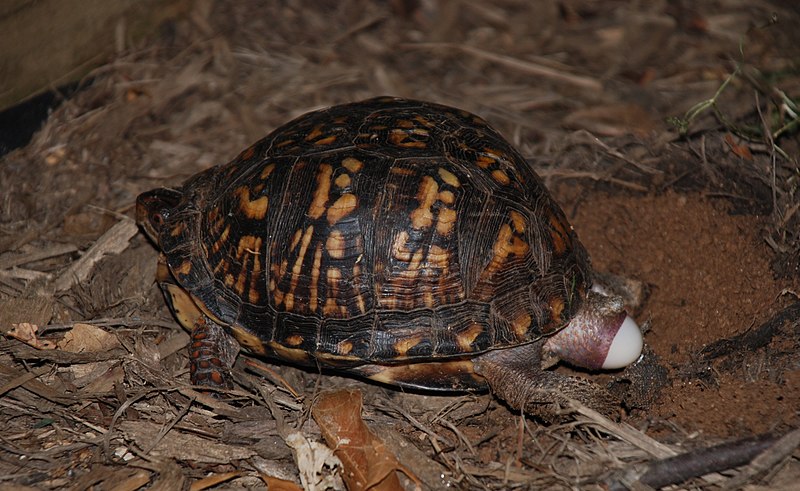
[334,173,351,188]
[260,163,275,179]
[456,323,484,351]
[511,312,532,338]
[436,208,457,236]
[236,186,269,220]
[509,210,526,233]
[548,212,570,255]
[437,168,460,187]
[308,164,332,219]
[327,193,358,225]
[342,157,363,173]
[491,169,511,186]
[309,244,323,311]
[389,129,426,148]
[394,335,424,357]
[326,230,347,259]
[410,176,438,229]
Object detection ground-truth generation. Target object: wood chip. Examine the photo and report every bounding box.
[0,296,53,331]
[54,219,138,293]
[0,243,78,270]
[119,420,258,463]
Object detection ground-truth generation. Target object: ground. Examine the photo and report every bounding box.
[1,1,799,489]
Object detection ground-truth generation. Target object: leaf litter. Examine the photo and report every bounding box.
[1,0,799,489]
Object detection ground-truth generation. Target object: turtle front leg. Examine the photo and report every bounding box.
[189,316,240,389]
[473,341,620,419]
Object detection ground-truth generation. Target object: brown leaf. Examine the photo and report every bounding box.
[189,471,240,491]
[312,389,419,491]
[258,474,304,491]
[7,322,56,349]
[57,323,121,353]
[724,133,753,160]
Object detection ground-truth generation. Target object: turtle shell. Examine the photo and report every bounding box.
[145,96,591,390]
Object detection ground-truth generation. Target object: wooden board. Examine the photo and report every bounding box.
[0,0,188,111]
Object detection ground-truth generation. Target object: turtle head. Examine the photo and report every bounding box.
[136,188,183,245]
[543,290,643,370]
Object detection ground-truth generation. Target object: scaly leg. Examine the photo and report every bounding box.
[473,341,620,420]
[189,316,240,389]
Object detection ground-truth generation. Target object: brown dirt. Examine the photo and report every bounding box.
[569,191,799,436]
[1,0,799,489]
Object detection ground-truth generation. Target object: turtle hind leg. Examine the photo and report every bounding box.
[189,316,241,390]
[473,341,620,420]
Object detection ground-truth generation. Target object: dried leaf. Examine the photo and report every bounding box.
[312,389,419,491]
[284,431,343,491]
[7,322,56,349]
[259,474,304,491]
[724,133,753,160]
[189,471,240,491]
[57,323,121,353]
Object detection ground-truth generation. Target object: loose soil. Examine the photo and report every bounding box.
[569,191,798,436]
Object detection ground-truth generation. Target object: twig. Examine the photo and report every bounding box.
[436,416,477,456]
[721,428,800,489]
[38,317,178,334]
[537,169,649,192]
[0,267,51,282]
[0,243,78,270]
[568,129,663,175]
[105,388,160,460]
[256,384,292,440]
[0,365,53,399]
[404,42,603,92]
[242,358,302,400]
[572,403,676,459]
[605,432,785,491]
[331,14,386,45]
[142,396,195,455]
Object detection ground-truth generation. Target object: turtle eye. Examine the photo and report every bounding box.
[151,210,166,227]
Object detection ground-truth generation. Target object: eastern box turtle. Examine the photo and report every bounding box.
[137,97,642,411]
